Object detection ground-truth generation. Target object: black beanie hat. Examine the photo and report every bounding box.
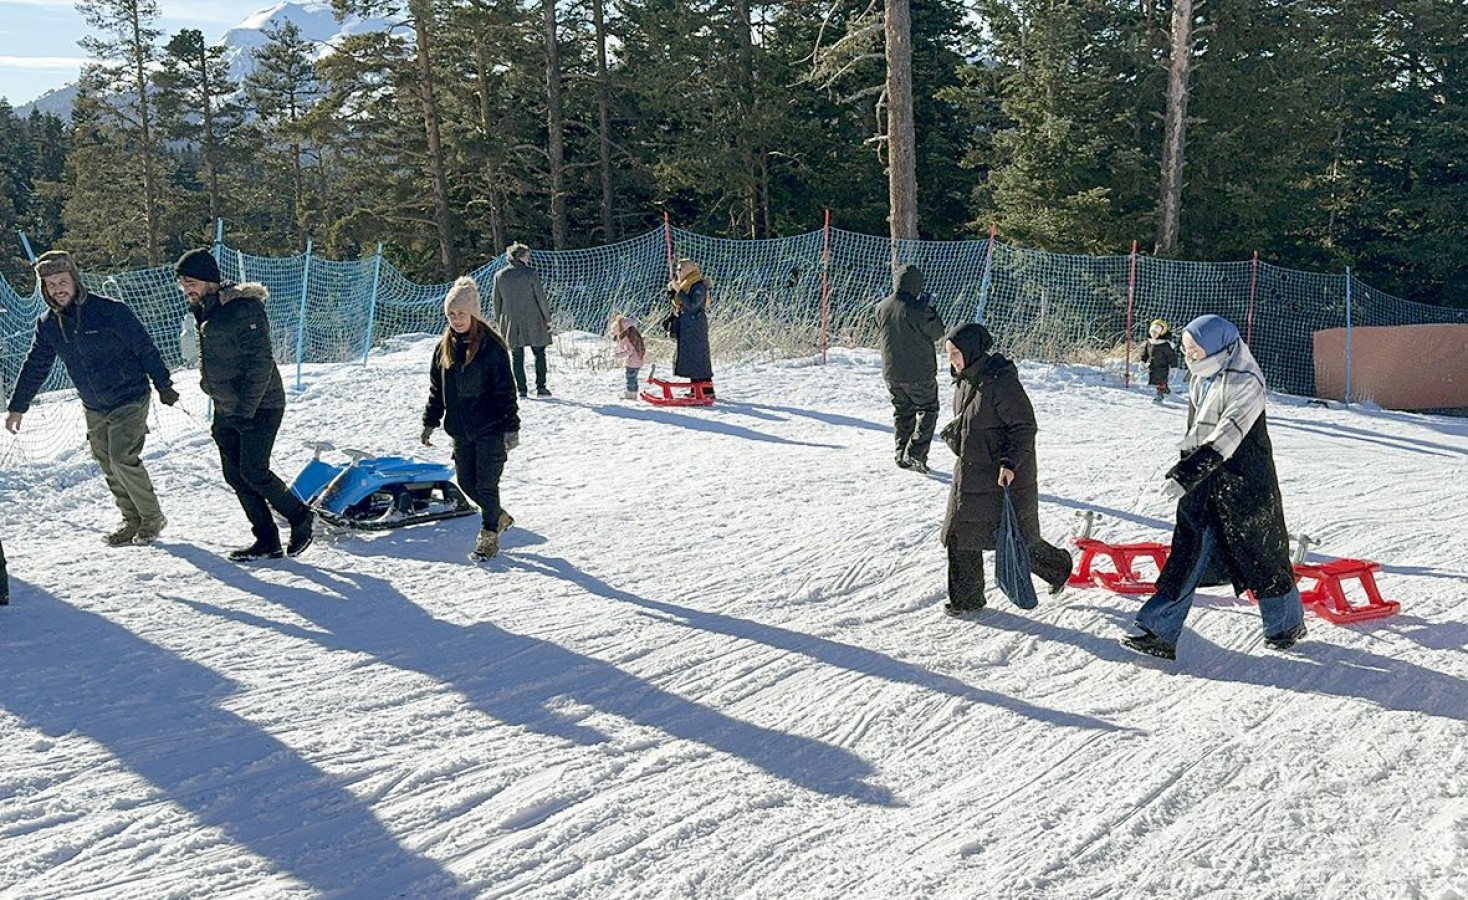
[175,248,221,284]
[944,321,994,365]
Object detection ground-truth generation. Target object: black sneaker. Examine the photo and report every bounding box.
[1120,630,1176,660]
[1264,623,1307,651]
[943,599,985,617]
[228,542,284,563]
[536,386,552,397]
[287,515,314,557]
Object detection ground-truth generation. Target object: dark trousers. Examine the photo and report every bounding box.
[888,379,940,464]
[212,406,310,547]
[453,434,507,529]
[947,540,1073,606]
[1,538,8,605]
[512,346,548,395]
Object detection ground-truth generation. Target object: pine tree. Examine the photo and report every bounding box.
[154,28,245,241]
[243,20,324,251]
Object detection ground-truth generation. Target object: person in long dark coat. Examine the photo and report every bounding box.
[667,257,714,388]
[939,322,1072,615]
[177,248,314,562]
[875,263,947,473]
[1121,314,1305,661]
[492,242,553,398]
[423,277,521,560]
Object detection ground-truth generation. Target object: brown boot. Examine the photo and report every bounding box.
[133,514,167,544]
[496,509,515,533]
[104,519,141,547]
[472,528,499,560]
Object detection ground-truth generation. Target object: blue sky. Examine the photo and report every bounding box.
[0,0,263,107]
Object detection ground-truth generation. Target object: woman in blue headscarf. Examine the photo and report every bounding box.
[1121,314,1305,661]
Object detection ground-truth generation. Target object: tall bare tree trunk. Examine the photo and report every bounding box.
[473,42,506,252]
[884,0,918,241]
[410,0,458,277]
[1155,0,1197,254]
[591,0,614,241]
[129,4,160,262]
[544,0,567,249]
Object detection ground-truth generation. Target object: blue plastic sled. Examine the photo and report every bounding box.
[290,443,475,530]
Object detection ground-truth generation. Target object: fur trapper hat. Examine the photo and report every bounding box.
[444,276,485,320]
[34,250,84,306]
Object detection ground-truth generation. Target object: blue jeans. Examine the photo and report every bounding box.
[1135,527,1304,645]
[625,367,640,392]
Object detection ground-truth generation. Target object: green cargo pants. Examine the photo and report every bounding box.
[85,394,162,522]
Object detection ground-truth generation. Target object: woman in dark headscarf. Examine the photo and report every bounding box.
[1121,314,1304,661]
[667,257,714,390]
[939,323,1072,616]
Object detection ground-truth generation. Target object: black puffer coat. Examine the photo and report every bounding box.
[875,264,946,384]
[672,280,713,381]
[941,351,1045,550]
[191,282,284,422]
[423,325,521,441]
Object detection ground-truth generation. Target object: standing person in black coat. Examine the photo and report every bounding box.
[667,257,714,393]
[176,248,314,562]
[423,277,521,560]
[940,323,1072,616]
[6,250,178,546]
[1121,314,1305,661]
[875,263,947,473]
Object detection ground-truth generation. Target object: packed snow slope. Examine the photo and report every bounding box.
[2,335,1466,899]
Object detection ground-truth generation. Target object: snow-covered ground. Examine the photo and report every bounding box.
[2,335,1466,899]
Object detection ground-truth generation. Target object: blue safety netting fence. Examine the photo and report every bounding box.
[3,225,1465,462]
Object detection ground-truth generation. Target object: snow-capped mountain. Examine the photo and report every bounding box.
[17,1,399,120]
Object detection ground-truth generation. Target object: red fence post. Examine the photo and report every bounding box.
[820,209,832,364]
[1125,240,1138,388]
[1247,250,1259,347]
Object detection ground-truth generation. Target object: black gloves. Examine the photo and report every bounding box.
[158,387,180,406]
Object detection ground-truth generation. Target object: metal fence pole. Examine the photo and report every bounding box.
[18,231,36,263]
[294,239,313,391]
[362,242,383,365]
[1344,266,1353,408]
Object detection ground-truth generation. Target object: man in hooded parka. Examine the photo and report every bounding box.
[875,263,947,473]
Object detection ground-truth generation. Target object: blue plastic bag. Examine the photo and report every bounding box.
[994,486,1038,610]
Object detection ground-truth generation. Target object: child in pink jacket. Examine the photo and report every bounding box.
[611,313,646,399]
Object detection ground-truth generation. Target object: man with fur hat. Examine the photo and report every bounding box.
[875,263,947,473]
[939,322,1072,615]
[492,242,553,398]
[423,276,520,560]
[175,248,314,562]
[6,250,178,546]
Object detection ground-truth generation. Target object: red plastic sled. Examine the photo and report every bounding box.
[1291,558,1401,623]
[1067,537,1171,595]
[641,376,715,407]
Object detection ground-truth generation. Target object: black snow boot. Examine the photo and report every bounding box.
[1120,629,1176,661]
[1264,623,1307,651]
[287,514,315,558]
[229,541,285,563]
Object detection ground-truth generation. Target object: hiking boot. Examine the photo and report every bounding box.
[623,390,638,400]
[895,453,913,470]
[943,599,985,617]
[495,509,515,533]
[228,541,284,563]
[1120,629,1176,660]
[1264,623,1307,651]
[907,458,929,475]
[536,386,552,397]
[132,514,167,544]
[287,514,314,557]
[472,528,499,561]
[104,520,141,547]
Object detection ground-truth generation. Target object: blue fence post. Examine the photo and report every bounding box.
[1344,266,1353,408]
[974,223,997,323]
[212,218,224,258]
[362,242,383,365]
[294,239,313,391]
[18,231,36,263]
